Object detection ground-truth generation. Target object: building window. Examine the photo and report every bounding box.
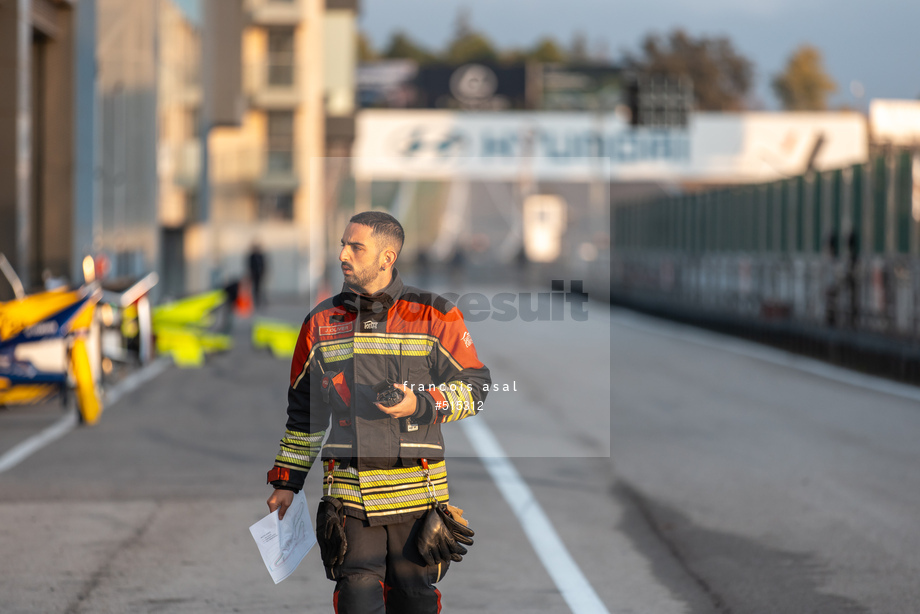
[187,107,201,138]
[267,28,295,87]
[266,111,294,173]
[185,191,200,223]
[258,193,294,220]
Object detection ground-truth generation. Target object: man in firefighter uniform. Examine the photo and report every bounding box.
[266,211,491,613]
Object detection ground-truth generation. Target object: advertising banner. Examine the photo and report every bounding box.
[354,110,868,183]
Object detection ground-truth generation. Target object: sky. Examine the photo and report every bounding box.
[360,0,920,111]
[173,0,201,26]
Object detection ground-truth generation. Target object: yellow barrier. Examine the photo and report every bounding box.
[152,290,232,368]
[72,337,102,424]
[152,290,226,328]
[252,319,300,359]
[154,326,233,368]
[155,327,206,368]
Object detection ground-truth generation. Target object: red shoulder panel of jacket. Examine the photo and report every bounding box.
[434,305,485,370]
[390,300,483,370]
[389,300,439,334]
[289,321,310,385]
[289,304,356,386]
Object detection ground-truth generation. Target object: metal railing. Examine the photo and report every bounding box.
[166,141,298,193]
[611,149,920,347]
[245,0,301,25]
[243,61,301,108]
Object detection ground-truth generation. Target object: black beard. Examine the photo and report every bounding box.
[345,265,379,295]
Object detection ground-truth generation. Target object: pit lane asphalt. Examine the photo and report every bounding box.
[1,283,918,613]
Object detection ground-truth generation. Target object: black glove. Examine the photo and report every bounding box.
[316,495,347,567]
[417,504,474,566]
[441,505,474,547]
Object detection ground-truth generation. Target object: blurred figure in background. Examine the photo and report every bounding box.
[247,243,268,308]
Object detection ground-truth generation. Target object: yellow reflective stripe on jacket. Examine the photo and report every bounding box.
[275,429,324,471]
[353,335,436,357]
[440,380,478,422]
[317,340,353,363]
[325,465,363,507]
[323,460,449,521]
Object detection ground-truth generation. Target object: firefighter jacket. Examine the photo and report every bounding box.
[270,270,491,526]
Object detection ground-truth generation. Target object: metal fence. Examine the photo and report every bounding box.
[611,150,920,343]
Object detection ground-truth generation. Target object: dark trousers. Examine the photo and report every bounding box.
[329,515,447,614]
[251,274,263,307]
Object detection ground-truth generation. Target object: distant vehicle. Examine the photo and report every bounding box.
[99,272,159,368]
[523,194,568,263]
[0,254,103,424]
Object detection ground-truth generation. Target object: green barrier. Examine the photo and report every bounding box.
[614,154,913,257]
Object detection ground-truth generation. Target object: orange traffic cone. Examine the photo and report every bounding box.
[236,278,254,318]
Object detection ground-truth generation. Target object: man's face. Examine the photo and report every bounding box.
[339,223,387,294]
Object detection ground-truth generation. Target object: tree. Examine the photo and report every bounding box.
[528,37,566,63]
[499,48,528,64]
[382,31,436,64]
[772,45,837,111]
[626,29,753,111]
[357,31,377,62]
[445,33,499,64]
[569,31,589,64]
[444,7,498,64]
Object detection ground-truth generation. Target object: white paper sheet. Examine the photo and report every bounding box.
[249,490,316,584]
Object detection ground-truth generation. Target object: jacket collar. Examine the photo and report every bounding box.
[341,269,404,314]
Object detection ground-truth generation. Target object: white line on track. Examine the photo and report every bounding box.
[612,309,920,404]
[0,357,171,475]
[0,411,78,474]
[460,417,611,614]
[104,356,171,407]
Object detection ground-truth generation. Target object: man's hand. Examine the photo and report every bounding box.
[375,382,417,419]
[267,488,294,520]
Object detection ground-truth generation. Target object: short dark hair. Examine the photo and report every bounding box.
[350,211,405,255]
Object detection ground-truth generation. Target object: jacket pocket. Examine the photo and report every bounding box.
[321,370,352,408]
[397,440,444,462]
[321,441,354,462]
